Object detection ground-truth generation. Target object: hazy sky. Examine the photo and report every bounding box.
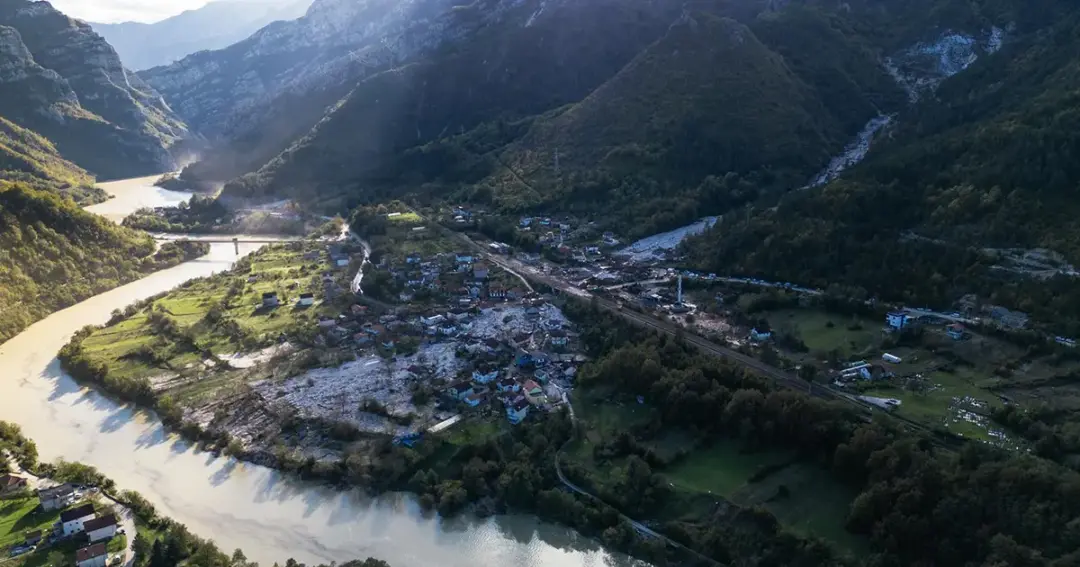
[49,0,211,23]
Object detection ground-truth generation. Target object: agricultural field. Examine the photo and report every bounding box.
[764,308,881,358]
[76,243,350,398]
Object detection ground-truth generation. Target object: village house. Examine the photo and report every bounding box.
[473,263,490,280]
[549,329,569,347]
[75,543,108,567]
[298,293,315,307]
[0,474,27,495]
[472,366,499,384]
[464,393,484,407]
[488,287,507,299]
[749,328,772,343]
[506,397,530,424]
[83,515,118,543]
[534,368,551,383]
[448,309,470,323]
[439,324,459,336]
[406,253,422,264]
[262,292,280,308]
[523,380,544,403]
[450,382,474,400]
[530,351,550,366]
[497,378,520,393]
[886,311,910,331]
[37,484,74,511]
[60,503,95,536]
[23,530,41,547]
[946,323,967,340]
[456,253,474,265]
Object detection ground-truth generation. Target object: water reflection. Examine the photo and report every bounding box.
[0,180,651,567]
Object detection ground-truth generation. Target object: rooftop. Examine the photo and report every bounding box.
[60,503,95,523]
[82,515,117,532]
[76,543,107,562]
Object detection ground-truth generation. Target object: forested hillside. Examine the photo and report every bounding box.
[687,6,1080,332]
[0,184,207,344]
[0,116,103,203]
[223,0,912,237]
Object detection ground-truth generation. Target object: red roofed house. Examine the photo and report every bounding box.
[75,543,107,567]
[0,474,26,495]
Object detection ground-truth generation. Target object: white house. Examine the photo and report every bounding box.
[60,504,95,536]
[84,515,118,543]
[75,543,107,567]
[886,311,910,331]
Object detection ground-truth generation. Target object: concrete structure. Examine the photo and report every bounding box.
[60,504,95,536]
[75,543,107,567]
[37,484,74,511]
[84,515,118,543]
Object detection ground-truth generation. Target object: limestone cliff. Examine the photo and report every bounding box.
[0,0,189,179]
[140,0,535,180]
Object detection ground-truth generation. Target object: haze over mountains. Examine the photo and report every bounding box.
[90,0,314,71]
[5,0,1080,333]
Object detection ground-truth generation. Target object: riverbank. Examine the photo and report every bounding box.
[54,233,675,565]
[0,237,647,567]
[0,422,390,567]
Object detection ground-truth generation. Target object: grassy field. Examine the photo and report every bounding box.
[0,497,59,549]
[731,462,866,555]
[765,309,880,357]
[663,439,790,496]
[79,243,347,397]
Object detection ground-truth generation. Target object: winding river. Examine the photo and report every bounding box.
[0,176,643,567]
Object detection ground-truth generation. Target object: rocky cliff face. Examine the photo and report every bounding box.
[0,0,188,179]
[90,0,313,71]
[140,0,538,179]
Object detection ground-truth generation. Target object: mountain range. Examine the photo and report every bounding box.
[89,0,313,71]
[5,0,1080,334]
[0,0,188,183]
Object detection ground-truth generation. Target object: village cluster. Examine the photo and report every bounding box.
[0,475,123,567]
[255,238,588,436]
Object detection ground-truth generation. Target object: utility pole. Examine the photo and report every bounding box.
[233,237,239,255]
